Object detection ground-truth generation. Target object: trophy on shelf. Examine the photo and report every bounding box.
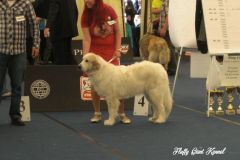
[236,87,240,115]
[208,90,216,116]
[225,87,236,115]
[215,90,225,116]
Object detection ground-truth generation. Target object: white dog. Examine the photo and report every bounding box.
[79,53,173,126]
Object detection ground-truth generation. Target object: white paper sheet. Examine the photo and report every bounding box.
[169,0,197,48]
[202,0,240,54]
[20,96,31,122]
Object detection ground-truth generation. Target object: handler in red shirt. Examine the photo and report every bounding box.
[81,0,131,123]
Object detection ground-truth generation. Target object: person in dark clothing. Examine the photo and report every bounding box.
[125,0,139,56]
[32,0,53,64]
[26,25,34,65]
[44,0,78,65]
[26,0,49,65]
[125,0,136,26]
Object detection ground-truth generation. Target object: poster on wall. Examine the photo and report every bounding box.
[202,0,240,54]
[168,0,197,48]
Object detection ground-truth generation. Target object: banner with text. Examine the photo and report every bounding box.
[221,54,240,86]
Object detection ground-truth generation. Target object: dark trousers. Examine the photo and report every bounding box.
[51,37,76,65]
[39,30,46,61]
[0,53,26,119]
[42,37,52,63]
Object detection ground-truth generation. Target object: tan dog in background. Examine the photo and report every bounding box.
[79,53,173,126]
[139,34,170,70]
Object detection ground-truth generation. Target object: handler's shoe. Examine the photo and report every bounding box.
[119,113,131,124]
[11,118,25,126]
[1,91,11,97]
[90,112,102,123]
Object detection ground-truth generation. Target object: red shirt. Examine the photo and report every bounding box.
[81,4,119,65]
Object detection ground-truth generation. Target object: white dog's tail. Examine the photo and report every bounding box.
[164,86,173,118]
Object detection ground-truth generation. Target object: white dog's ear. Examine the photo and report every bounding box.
[91,57,100,71]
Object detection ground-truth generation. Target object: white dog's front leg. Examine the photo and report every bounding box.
[104,98,119,126]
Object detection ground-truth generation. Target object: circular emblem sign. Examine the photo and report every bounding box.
[30,80,50,99]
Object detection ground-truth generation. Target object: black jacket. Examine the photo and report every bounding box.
[46,0,78,40]
[32,0,49,18]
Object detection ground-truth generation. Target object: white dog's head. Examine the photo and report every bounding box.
[79,53,101,74]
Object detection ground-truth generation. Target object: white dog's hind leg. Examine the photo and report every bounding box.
[147,90,166,124]
[148,104,159,122]
[145,93,158,122]
[153,102,167,124]
[104,98,119,126]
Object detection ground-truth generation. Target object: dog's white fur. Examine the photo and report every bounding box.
[79,53,173,125]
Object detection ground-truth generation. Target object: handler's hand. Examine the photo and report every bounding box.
[44,28,50,37]
[160,27,167,37]
[32,47,39,59]
[114,50,121,58]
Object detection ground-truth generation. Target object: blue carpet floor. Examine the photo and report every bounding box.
[1,56,240,160]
